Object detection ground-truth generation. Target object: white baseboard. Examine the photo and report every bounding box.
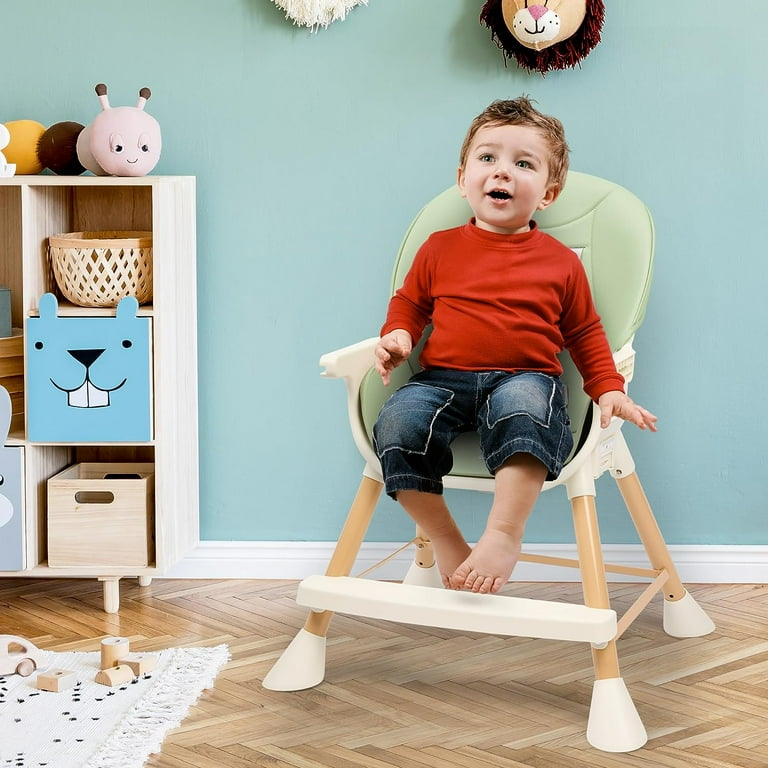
[164,541,767,584]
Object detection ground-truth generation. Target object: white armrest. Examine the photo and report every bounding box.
[320,337,378,382]
[319,337,382,479]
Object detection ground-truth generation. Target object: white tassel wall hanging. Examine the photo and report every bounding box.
[272,0,368,30]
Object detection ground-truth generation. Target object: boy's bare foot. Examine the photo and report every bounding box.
[430,534,472,589]
[449,528,522,594]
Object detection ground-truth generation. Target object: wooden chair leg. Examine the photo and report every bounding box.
[262,474,382,691]
[571,494,621,679]
[304,474,383,636]
[616,471,715,637]
[616,472,685,600]
[571,493,647,751]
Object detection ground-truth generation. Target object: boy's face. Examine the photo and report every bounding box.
[457,123,559,235]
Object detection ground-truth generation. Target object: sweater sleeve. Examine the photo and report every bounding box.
[380,240,434,342]
[560,261,626,401]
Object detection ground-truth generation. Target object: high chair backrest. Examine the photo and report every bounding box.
[359,171,655,472]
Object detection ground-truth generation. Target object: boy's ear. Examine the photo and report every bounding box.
[456,166,467,197]
[537,182,561,210]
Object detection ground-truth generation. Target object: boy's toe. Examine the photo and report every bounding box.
[449,562,471,590]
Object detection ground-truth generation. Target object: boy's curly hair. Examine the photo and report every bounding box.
[459,97,570,190]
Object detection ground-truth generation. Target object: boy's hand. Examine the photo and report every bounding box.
[375,330,413,386]
[598,390,658,432]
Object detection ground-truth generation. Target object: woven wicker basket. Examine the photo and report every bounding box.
[48,231,153,308]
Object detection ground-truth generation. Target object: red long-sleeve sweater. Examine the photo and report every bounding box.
[381,220,625,401]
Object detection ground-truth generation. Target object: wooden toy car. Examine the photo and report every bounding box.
[0,635,46,677]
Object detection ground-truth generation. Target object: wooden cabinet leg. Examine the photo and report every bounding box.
[99,577,121,614]
[138,575,152,587]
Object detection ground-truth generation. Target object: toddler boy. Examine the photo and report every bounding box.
[373,97,657,595]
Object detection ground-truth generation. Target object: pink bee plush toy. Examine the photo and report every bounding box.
[76,83,162,176]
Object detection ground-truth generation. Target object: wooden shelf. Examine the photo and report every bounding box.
[28,302,154,317]
[0,175,199,612]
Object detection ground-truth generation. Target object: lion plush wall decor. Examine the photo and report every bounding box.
[480,0,605,75]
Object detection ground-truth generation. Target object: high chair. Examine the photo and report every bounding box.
[263,172,715,752]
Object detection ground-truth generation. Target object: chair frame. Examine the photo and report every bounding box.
[263,174,715,752]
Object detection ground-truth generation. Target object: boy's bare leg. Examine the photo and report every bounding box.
[396,490,472,588]
[450,454,547,594]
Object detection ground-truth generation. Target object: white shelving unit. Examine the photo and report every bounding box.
[0,175,199,612]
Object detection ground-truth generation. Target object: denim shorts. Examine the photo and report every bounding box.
[372,369,573,498]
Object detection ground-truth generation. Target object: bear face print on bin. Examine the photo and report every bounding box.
[26,293,152,442]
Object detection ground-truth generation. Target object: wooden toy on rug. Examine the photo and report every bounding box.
[0,635,46,677]
[122,653,157,675]
[100,636,130,669]
[76,83,162,177]
[95,664,135,687]
[98,637,159,682]
[37,668,78,692]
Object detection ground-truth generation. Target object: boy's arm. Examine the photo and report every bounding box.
[562,262,657,431]
[381,240,434,342]
[376,240,435,385]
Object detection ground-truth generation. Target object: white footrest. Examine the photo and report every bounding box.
[297,575,617,644]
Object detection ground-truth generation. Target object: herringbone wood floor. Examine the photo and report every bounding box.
[1,577,766,767]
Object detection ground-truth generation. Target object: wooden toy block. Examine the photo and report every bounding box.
[100,636,130,669]
[122,653,158,675]
[95,664,135,686]
[37,668,78,692]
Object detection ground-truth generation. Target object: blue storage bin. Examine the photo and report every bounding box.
[0,447,24,570]
[0,384,24,571]
[26,293,152,442]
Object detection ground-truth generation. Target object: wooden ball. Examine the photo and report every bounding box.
[4,120,46,174]
[38,122,86,175]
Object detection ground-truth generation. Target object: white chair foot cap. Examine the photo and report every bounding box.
[403,561,445,589]
[587,677,647,752]
[262,628,327,691]
[663,590,716,638]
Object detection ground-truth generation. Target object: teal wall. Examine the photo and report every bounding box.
[2,2,766,545]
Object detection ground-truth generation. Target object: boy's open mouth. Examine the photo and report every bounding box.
[488,189,511,200]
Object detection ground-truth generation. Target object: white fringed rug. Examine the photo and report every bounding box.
[0,644,229,768]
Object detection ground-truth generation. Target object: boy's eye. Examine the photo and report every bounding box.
[516,160,532,169]
[479,153,495,163]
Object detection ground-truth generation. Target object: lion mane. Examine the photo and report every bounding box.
[480,0,605,75]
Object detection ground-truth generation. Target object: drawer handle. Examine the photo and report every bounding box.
[74,491,115,504]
